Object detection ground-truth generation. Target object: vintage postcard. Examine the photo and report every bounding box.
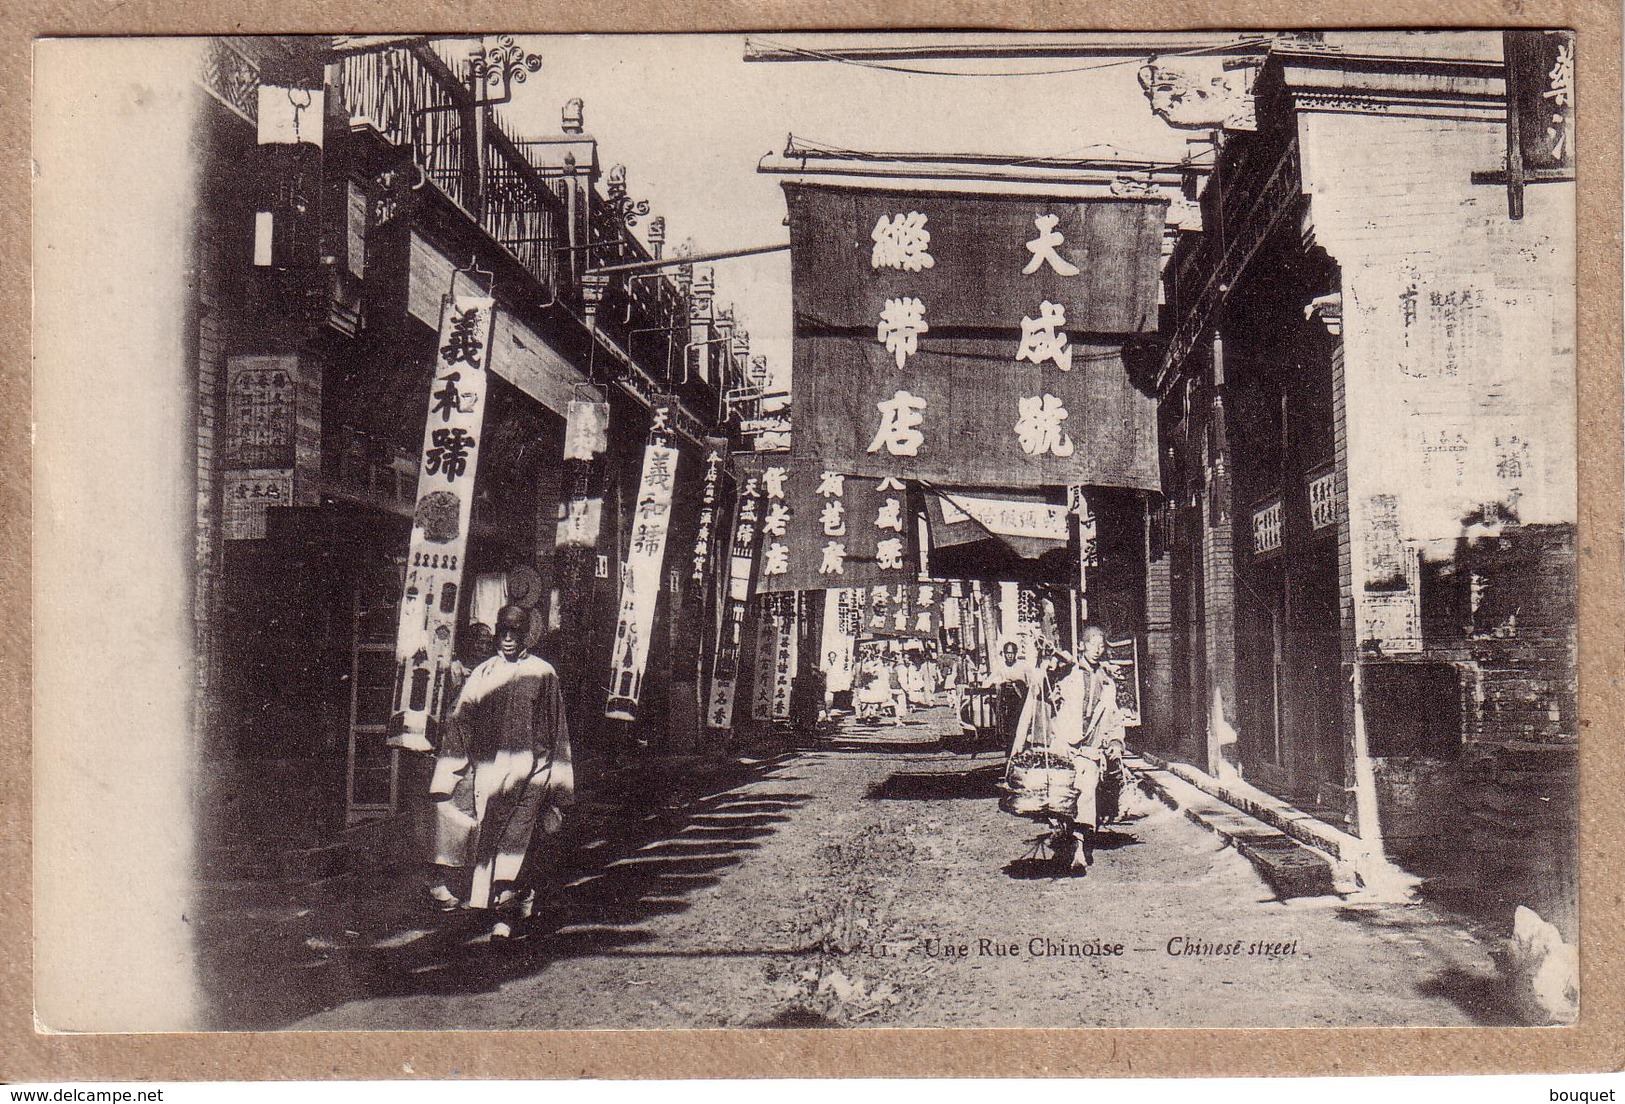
[21,21,1621,1078]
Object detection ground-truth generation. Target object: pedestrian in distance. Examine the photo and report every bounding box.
[429,604,575,938]
[991,636,1035,756]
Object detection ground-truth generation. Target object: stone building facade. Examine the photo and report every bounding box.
[1146,33,1577,935]
[193,36,751,875]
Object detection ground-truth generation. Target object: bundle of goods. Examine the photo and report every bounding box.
[999,748,1078,820]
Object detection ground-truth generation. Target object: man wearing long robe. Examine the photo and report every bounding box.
[432,604,574,927]
[993,637,1037,757]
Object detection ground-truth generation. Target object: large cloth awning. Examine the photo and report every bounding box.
[785,183,1164,491]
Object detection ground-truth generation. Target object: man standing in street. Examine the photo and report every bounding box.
[431,604,574,937]
[992,637,1035,757]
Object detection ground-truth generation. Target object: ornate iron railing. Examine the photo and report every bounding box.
[201,37,261,124]
[339,44,473,210]
[338,43,571,295]
[483,112,567,293]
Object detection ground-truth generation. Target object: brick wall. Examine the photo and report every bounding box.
[1200,487,1238,774]
[1141,541,1176,757]
[1301,110,1577,933]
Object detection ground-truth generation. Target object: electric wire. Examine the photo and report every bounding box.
[742,35,1276,79]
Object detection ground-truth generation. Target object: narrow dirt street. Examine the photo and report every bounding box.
[217,708,1514,1030]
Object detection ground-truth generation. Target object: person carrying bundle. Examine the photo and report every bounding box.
[1043,624,1127,874]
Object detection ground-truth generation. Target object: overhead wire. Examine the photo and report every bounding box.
[742,34,1276,79]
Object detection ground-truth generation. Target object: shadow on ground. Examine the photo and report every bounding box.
[196,751,813,1030]
[865,764,1003,801]
[1329,901,1525,1026]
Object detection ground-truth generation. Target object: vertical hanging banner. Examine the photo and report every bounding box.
[820,589,858,698]
[736,455,903,592]
[749,594,798,722]
[389,285,495,751]
[606,410,681,721]
[689,444,728,590]
[682,441,729,684]
[1505,31,1577,173]
[551,398,610,635]
[1477,31,1574,219]
[707,473,763,731]
[1069,485,1100,596]
[772,596,797,720]
[912,583,943,640]
[862,583,921,639]
[750,596,781,722]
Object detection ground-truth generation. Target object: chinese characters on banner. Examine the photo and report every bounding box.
[1505,30,1576,175]
[750,594,785,721]
[226,362,295,468]
[1357,493,1423,653]
[389,290,495,751]
[677,441,730,689]
[1489,30,1576,220]
[771,596,798,720]
[223,472,293,540]
[737,456,907,592]
[784,184,1165,490]
[706,474,763,731]
[862,583,942,639]
[606,420,681,721]
[691,446,728,588]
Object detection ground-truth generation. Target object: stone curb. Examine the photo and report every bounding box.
[1132,751,1365,863]
[1126,754,1340,900]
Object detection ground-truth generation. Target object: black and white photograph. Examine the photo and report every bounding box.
[31,28,1582,1038]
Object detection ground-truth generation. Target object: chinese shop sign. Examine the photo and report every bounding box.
[388,287,495,751]
[738,456,904,593]
[223,354,309,540]
[607,421,681,722]
[1475,31,1575,220]
[784,184,1164,489]
[749,593,797,722]
[706,475,763,732]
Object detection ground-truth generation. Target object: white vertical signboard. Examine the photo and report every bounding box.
[389,285,495,751]
[606,434,681,721]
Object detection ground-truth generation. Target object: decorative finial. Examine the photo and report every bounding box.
[469,35,543,101]
[562,97,584,134]
[605,164,652,228]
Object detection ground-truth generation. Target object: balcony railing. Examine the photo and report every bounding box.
[484,112,567,296]
[200,37,261,124]
[336,39,718,400]
[337,42,569,296]
[340,43,473,209]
